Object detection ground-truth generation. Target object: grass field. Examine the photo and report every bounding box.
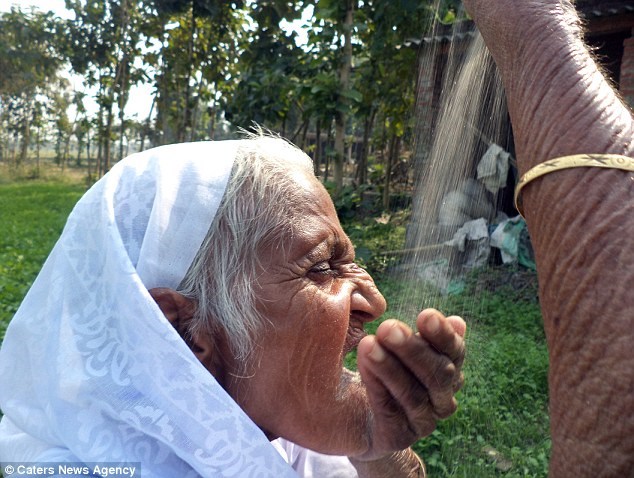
[0,179,550,477]
[0,180,85,339]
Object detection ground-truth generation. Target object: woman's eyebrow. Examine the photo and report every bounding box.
[332,232,355,261]
[298,229,353,263]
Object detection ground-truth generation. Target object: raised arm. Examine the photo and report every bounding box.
[462,0,634,475]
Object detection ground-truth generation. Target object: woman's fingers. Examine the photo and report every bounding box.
[355,312,466,458]
[375,319,462,419]
[416,309,466,367]
[356,335,437,456]
[356,314,466,457]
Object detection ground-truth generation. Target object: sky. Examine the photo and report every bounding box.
[3,0,72,18]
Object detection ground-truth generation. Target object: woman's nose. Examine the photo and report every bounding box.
[350,270,387,323]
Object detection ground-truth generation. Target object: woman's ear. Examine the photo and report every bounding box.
[148,288,216,372]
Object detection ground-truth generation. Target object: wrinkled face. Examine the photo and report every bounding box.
[223,169,386,455]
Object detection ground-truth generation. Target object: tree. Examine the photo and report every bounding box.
[354,0,437,208]
[51,90,72,170]
[333,0,355,196]
[64,0,144,174]
[145,0,246,144]
[309,0,359,196]
[227,1,307,136]
[0,7,64,165]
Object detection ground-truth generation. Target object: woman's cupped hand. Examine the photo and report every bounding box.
[354,309,466,461]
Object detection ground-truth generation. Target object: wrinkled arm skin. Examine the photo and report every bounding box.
[463,0,634,476]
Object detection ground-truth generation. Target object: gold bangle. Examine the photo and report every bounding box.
[514,153,634,218]
[411,451,426,478]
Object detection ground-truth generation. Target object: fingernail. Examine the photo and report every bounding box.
[386,325,405,346]
[426,315,439,334]
[369,342,386,362]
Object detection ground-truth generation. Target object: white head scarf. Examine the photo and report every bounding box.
[0,141,297,477]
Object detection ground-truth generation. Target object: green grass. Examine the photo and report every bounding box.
[0,180,85,339]
[410,285,550,477]
[0,181,550,477]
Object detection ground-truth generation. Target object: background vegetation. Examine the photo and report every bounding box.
[1,0,462,196]
[0,173,550,477]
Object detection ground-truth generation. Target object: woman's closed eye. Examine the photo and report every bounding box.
[309,261,338,276]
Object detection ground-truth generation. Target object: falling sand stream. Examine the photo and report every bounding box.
[382,3,548,474]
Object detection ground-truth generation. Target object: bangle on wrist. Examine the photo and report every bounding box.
[514,153,634,218]
[406,449,426,478]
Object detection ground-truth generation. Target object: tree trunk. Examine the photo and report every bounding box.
[118,66,128,161]
[55,131,63,167]
[35,126,40,178]
[382,133,399,210]
[86,131,93,179]
[324,121,333,182]
[62,129,72,173]
[313,120,322,177]
[357,108,375,185]
[300,119,309,150]
[291,118,308,146]
[118,112,126,161]
[96,129,103,178]
[103,102,114,173]
[76,135,83,167]
[333,0,355,196]
[209,104,216,140]
[140,96,155,151]
[18,105,31,166]
[179,7,197,143]
[9,137,16,167]
[190,79,205,141]
[114,0,132,161]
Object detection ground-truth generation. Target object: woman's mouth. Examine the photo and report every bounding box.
[343,323,367,355]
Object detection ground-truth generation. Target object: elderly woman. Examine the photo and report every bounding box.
[0,137,466,477]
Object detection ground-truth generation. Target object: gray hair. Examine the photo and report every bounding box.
[177,136,315,362]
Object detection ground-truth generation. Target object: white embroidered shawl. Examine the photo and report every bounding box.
[0,141,297,477]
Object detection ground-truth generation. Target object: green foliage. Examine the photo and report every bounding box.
[146,0,248,142]
[0,7,67,165]
[0,8,63,97]
[341,213,408,275]
[1,0,453,193]
[0,181,84,339]
[227,2,306,130]
[324,181,364,218]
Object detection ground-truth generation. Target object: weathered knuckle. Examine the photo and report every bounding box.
[443,361,458,378]
[453,372,465,392]
[406,401,436,433]
[401,380,429,405]
[433,397,458,419]
[454,340,466,366]
[430,361,457,389]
